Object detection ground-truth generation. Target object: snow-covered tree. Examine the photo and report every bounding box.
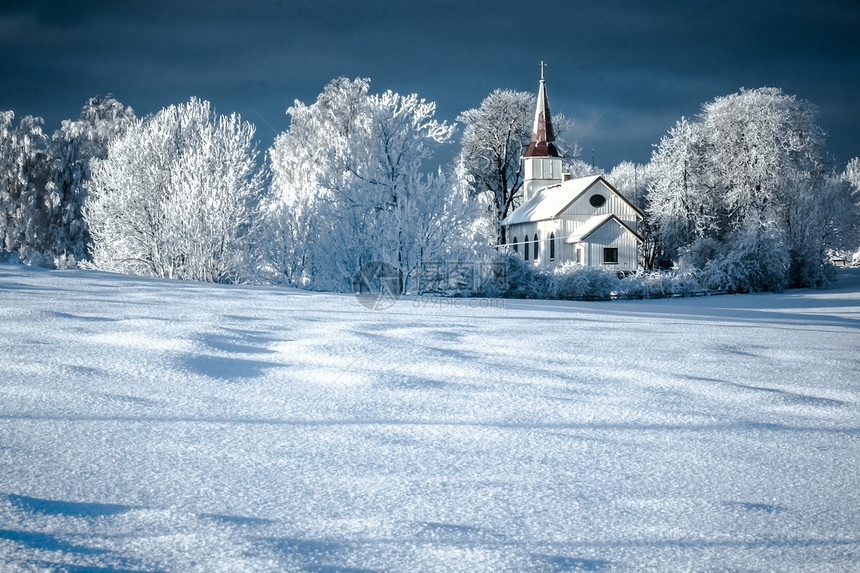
[44,96,135,266]
[845,157,860,192]
[563,158,604,180]
[840,158,860,265]
[787,172,858,284]
[0,111,50,261]
[0,99,135,268]
[648,117,715,259]
[647,88,853,287]
[85,98,263,283]
[701,88,828,236]
[694,225,792,292]
[261,77,466,292]
[258,79,365,287]
[457,90,534,246]
[607,161,650,208]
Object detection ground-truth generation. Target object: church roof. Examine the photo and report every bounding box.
[503,175,598,225]
[502,175,645,226]
[523,74,560,158]
[566,214,643,243]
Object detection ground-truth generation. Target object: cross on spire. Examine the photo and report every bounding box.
[540,60,545,81]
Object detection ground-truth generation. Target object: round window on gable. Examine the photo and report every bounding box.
[589,194,606,208]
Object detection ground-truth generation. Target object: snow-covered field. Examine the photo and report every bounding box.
[1,264,858,572]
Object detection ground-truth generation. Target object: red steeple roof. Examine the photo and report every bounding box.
[524,68,560,158]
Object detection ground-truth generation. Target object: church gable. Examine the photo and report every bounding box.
[569,214,643,244]
[589,218,627,243]
[558,178,643,222]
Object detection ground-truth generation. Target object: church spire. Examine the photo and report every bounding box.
[524,61,560,158]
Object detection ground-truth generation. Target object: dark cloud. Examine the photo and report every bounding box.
[1,0,858,168]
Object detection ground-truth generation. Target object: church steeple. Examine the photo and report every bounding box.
[522,62,563,201]
[524,62,560,158]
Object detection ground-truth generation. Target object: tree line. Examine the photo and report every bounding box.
[1,80,858,293]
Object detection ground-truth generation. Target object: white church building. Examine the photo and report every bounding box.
[502,73,644,270]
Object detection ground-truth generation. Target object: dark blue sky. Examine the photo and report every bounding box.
[2,0,858,169]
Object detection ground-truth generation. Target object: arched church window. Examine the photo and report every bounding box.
[513,237,518,253]
[549,233,555,260]
[524,239,529,261]
[534,234,539,260]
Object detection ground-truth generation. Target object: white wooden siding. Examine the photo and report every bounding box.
[508,221,637,268]
[583,220,638,270]
[559,180,639,229]
[506,178,641,270]
[523,156,562,181]
[523,157,563,200]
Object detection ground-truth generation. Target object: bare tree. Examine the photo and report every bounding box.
[457,89,534,246]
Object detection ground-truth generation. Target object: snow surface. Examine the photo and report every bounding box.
[1,264,859,572]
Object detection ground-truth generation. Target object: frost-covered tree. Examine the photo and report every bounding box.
[607,161,650,208]
[44,96,135,266]
[85,98,263,282]
[694,226,792,292]
[563,158,604,180]
[648,117,715,259]
[648,88,854,287]
[261,77,466,292]
[841,158,860,265]
[0,111,50,260]
[1,99,135,268]
[701,89,828,237]
[259,78,367,287]
[457,90,534,246]
[786,171,857,283]
[844,157,860,192]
